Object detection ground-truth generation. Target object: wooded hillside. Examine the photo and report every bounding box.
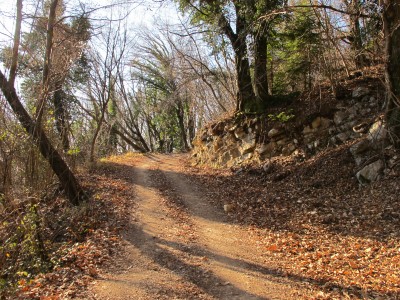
[0,0,399,298]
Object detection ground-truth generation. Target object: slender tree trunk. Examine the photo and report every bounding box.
[89,121,102,162]
[89,91,109,162]
[234,23,256,112]
[349,0,366,68]
[110,125,148,153]
[270,48,274,94]
[146,118,155,151]
[0,71,85,205]
[53,81,70,151]
[313,6,350,77]
[188,112,195,146]
[9,0,22,85]
[36,0,59,124]
[253,27,269,105]
[132,123,151,152]
[176,101,190,151]
[0,154,12,196]
[383,0,400,145]
[351,17,365,68]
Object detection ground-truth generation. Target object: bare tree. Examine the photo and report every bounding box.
[0,72,86,205]
[0,0,86,205]
[86,16,140,161]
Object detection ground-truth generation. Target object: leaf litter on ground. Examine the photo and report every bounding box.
[9,145,400,299]
[183,143,400,299]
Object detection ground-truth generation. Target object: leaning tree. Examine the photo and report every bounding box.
[0,0,86,205]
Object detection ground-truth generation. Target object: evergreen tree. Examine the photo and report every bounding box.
[274,3,321,93]
[177,0,284,113]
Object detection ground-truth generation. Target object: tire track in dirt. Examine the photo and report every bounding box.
[90,154,311,299]
[154,154,310,300]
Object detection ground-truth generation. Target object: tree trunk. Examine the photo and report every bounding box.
[188,111,195,146]
[218,4,256,112]
[234,8,257,112]
[0,71,86,205]
[0,154,12,197]
[383,0,400,145]
[132,122,151,152]
[253,26,269,105]
[349,0,366,68]
[89,121,102,162]
[270,48,274,94]
[110,125,148,153]
[36,0,59,124]
[89,93,108,162]
[8,0,22,85]
[53,81,70,151]
[176,101,190,151]
[146,118,156,152]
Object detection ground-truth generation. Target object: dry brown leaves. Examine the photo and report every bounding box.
[10,143,399,299]
[12,154,143,299]
[183,144,400,299]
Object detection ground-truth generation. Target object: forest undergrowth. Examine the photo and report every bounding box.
[0,157,141,299]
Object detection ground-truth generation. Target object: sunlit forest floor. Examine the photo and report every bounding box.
[6,149,398,299]
[186,145,400,299]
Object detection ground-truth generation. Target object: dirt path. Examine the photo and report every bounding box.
[89,154,313,299]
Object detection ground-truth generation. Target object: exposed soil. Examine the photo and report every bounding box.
[75,145,400,300]
[87,154,316,299]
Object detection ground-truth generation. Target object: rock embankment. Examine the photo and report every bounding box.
[192,83,393,184]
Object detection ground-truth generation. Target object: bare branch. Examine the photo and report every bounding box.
[9,0,23,85]
[261,4,372,21]
[35,0,59,125]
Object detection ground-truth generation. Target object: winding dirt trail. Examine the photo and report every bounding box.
[89,154,313,299]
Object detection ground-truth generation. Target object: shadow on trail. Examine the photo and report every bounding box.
[99,159,228,224]
[122,218,399,300]
[123,221,266,300]
[98,153,400,242]
[97,154,400,299]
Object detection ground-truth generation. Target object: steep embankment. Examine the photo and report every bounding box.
[185,73,400,298]
[192,74,391,184]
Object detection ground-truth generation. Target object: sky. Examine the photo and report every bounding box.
[0,0,181,95]
[0,0,181,83]
[0,0,180,47]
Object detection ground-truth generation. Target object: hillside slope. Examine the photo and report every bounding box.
[8,73,399,300]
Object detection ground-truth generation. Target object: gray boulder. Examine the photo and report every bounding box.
[234,127,247,140]
[268,127,283,139]
[356,160,384,184]
[282,143,296,156]
[334,111,347,126]
[240,133,256,154]
[336,132,350,143]
[257,142,278,158]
